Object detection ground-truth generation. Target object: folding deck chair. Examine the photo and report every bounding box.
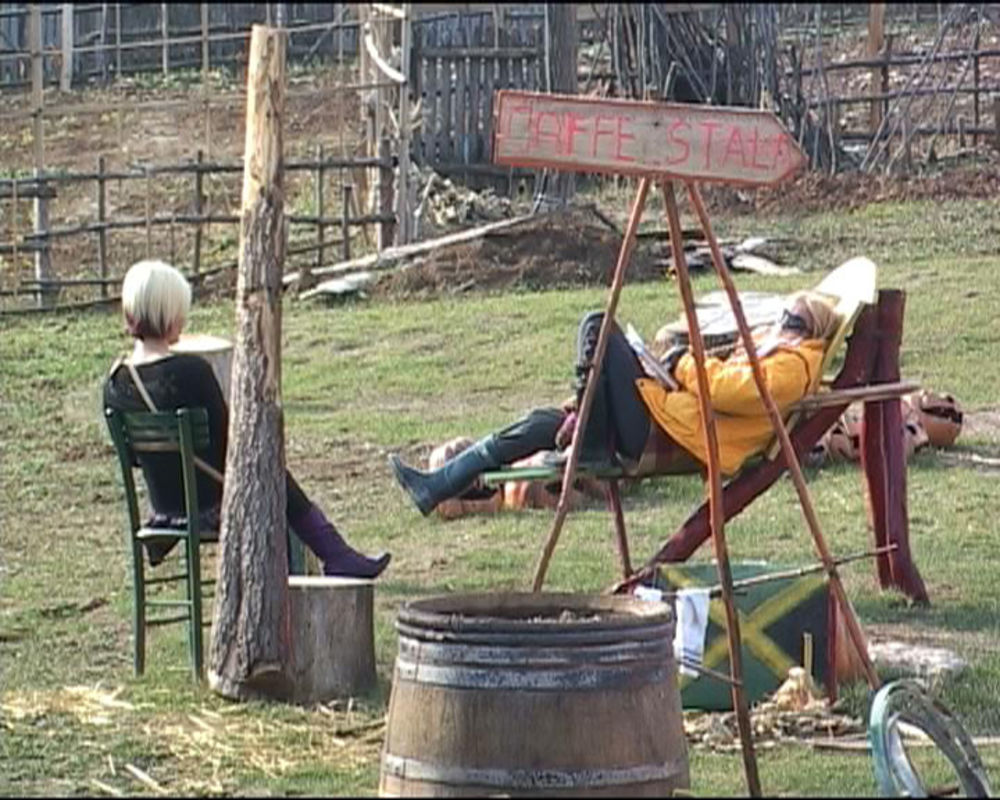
[481,258,929,605]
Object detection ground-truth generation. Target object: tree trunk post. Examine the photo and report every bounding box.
[208,24,292,702]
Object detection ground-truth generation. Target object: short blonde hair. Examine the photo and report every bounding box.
[786,290,842,342]
[121,260,191,340]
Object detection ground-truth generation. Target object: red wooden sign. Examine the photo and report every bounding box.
[493,90,806,187]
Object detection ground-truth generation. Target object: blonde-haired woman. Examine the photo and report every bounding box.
[105,260,390,578]
[390,291,842,516]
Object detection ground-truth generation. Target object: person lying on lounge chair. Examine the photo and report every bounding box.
[389,290,842,517]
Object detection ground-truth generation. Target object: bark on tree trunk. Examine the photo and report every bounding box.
[208,24,292,702]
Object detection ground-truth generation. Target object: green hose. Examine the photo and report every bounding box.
[868,679,992,797]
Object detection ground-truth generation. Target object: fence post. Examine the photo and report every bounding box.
[115,2,122,78]
[993,95,1000,153]
[61,3,74,91]
[377,135,395,251]
[867,2,886,135]
[193,149,204,280]
[145,167,152,257]
[342,183,351,261]
[395,3,412,245]
[29,4,54,309]
[973,26,980,148]
[201,3,210,78]
[97,156,108,298]
[161,3,169,77]
[307,143,324,288]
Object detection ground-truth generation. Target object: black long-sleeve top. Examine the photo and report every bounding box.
[103,354,227,517]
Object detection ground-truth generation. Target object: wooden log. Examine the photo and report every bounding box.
[287,576,376,704]
[208,24,292,702]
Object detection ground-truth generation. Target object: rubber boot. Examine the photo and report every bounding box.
[389,436,501,516]
[290,504,391,579]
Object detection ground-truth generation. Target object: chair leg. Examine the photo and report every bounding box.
[185,536,204,681]
[605,479,633,579]
[131,540,146,676]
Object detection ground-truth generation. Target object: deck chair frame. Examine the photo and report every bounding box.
[482,290,929,605]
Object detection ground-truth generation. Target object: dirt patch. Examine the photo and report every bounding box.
[698,163,1000,216]
[371,208,666,300]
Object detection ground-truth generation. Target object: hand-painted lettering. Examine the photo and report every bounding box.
[494,91,805,186]
[615,116,636,162]
[722,126,748,168]
[666,118,691,166]
[592,114,617,158]
[565,112,590,157]
[698,120,723,169]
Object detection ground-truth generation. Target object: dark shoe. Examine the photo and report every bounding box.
[323,550,391,580]
[389,437,500,516]
[291,504,391,579]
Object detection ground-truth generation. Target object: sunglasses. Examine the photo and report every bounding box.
[780,309,810,333]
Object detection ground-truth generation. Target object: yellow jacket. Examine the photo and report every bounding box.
[635,338,825,475]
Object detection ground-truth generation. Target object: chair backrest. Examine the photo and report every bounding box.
[105,408,212,534]
[764,257,878,460]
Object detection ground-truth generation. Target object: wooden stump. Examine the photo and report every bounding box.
[288,576,376,705]
[170,333,234,400]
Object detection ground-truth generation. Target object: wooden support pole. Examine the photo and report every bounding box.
[309,143,324,288]
[867,3,886,134]
[341,183,352,261]
[193,149,204,280]
[144,168,152,257]
[973,26,981,148]
[663,180,760,798]
[115,2,122,79]
[685,181,881,691]
[994,95,1000,153]
[395,3,412,245]
[208,24,292,701]
[29,4,53,309]
[861,290,929,605]
[606,479,632,579]
[161,3,169,77]
[377,135,395,251]
[61,3,74,92]
[97,156,108,298]
[532,177,651,592]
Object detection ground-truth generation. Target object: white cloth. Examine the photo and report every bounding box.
[673,587,711,678]
[633,585,711,678]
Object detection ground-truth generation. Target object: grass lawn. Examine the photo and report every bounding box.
[2,191,999,796]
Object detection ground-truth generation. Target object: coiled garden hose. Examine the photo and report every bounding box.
[868,679,992,797]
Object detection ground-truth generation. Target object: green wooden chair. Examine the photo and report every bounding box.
[105,407,216,681]
[106,407,309,681]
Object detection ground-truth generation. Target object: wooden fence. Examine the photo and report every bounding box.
[412,8,546,191]
[0,3,360,89]
[785,3,1000,171]
[0,153,395,314]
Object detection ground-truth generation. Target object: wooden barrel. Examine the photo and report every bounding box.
[379,592,689,797]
